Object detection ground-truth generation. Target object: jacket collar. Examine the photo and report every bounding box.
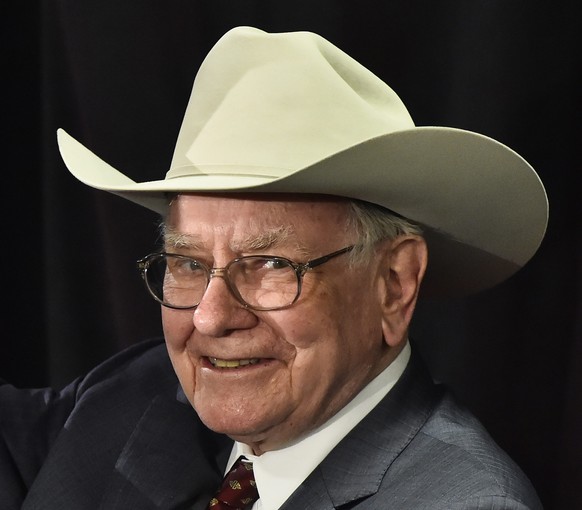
[280,351,442,509]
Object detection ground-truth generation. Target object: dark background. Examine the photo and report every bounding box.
[2,1,580,508]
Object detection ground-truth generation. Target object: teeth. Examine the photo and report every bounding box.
[209,357,260,368]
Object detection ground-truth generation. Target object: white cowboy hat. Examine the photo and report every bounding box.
[57,26,548,297]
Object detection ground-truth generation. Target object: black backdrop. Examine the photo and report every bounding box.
[3,1,581,508]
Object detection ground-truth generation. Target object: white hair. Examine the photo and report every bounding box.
[346,199,423,264]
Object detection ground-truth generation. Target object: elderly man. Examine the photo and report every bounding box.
[1,27,546,509]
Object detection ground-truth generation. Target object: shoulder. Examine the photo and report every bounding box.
[334,351,542,509]
[0,337,171,439]
[0,338,179,502]
[77,337,174,396]
[378,391,542,509]
[1,337,171,407]
[55,337,185,447]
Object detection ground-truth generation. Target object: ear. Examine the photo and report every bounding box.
[377,235,428,347]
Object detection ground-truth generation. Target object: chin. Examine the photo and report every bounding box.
[195,404,285,443]
[201,414,263,439]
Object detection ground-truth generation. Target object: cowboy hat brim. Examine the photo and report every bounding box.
[57,125,548,298]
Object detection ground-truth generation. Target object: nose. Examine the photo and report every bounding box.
[193,274,257,337]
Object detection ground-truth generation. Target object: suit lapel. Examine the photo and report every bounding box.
[100,392,232,509]
[281,352,442,509]
[277,467,335,510]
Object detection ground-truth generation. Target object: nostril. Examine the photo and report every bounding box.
[193,282,258,337]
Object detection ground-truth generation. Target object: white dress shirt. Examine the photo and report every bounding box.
[225,341,411,510]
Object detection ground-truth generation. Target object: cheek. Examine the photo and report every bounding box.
[288,286,384,381]
[162,308,197,398]
[276,305,351,387]
[162,307,194,351]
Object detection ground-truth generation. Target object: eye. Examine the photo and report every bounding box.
[263,258,291,270]
[168,256,205,274]
[233,257,292,274]
[184,259,205,273]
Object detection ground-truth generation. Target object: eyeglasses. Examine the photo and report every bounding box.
[137,245,354,311]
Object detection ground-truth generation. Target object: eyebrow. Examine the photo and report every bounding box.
[163,224,305,254]
[233,225,297,252]
[163,228,204,251]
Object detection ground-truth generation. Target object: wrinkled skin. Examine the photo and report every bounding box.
[162,193,427,454]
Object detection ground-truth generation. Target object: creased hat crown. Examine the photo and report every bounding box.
[169,27,414,179]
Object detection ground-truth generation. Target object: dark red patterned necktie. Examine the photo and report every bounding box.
[208,456,259,510]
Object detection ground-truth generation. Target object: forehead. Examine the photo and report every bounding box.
[166,193,353,248]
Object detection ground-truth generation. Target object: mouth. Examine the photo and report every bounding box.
[207,357,261,369]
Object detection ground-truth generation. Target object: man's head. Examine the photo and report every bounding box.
[159,192,426,453]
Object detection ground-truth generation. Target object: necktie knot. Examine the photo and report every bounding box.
[208,456,259,510]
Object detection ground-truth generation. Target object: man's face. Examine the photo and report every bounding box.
[162,193,396,454]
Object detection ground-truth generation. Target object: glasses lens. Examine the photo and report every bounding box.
[229,257,300,310]
[146,254,209,308]
[142,254,301,310]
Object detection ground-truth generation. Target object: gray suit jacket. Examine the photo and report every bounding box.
[0,339,541,509]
